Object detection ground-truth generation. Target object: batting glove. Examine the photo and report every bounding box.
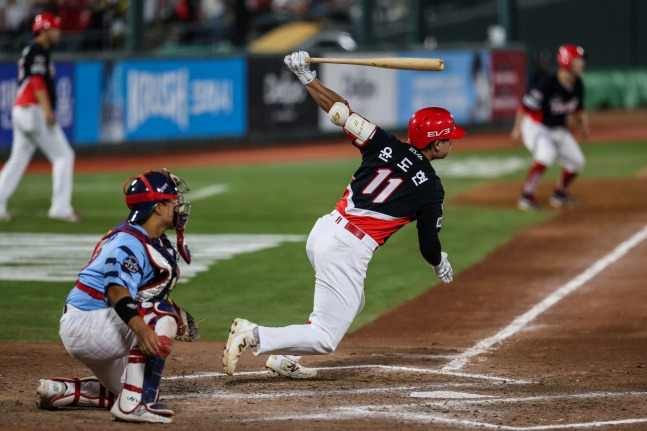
[284,51,317,85]
[433,252,453,284]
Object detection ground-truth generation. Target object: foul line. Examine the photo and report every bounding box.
[163,364,531,384]
[443,223,647,372]
[190,184,228,200]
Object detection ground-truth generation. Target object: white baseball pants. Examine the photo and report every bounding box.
[254,210,379,356]
[520,116,585,172]
[59,305,137,394]
[0,105,75,217]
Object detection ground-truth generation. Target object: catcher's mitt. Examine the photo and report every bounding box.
[170,300,201,342]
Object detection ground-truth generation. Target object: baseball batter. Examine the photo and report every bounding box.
[36,169,195,424]
[511,44,589,211]
[223,51,464,379]
[0,13,80,222]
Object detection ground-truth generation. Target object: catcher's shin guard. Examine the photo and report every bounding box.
[37,377,116,410]
[110,313,177,423]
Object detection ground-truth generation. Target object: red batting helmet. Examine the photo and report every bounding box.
[556,44,585,69]
[407,107,466,150]
[32,13,62,35]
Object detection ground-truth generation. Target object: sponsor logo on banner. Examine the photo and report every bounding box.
[56,76,74,128]
[0,78,16,134]
[490,50,527,119]
[341,72,377,99]
[127,68,190,131]
[263,71,306,106]
[123,59,244,139]
[319,53,397,131]
[248,57,317,131]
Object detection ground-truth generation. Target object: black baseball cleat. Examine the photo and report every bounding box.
[549,191,581,208]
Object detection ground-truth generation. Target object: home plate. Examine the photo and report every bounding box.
[409,391,495,399]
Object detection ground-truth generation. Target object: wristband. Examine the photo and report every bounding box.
[114,296,140,325]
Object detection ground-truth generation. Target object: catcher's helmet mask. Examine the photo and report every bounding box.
[123,169,191,228]
[407,107,466,150]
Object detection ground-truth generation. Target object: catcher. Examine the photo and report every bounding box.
[36,169,199,424]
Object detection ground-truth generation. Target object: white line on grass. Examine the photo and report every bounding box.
[443,223,647,372]
[190,184,228,200]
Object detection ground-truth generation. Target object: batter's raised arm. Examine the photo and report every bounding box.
[284,51,344,113]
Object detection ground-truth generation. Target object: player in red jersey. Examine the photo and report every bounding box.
[511,44,589,211]
[222,51,465,379]
[0,13,81,222]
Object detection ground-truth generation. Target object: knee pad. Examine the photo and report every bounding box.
[139,301,179,338]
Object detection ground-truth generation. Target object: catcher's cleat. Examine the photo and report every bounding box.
[111,401,174,424]
[517,193,540,211]
[549,190,581,208]
[223,318,258,376]
[265,355,317,379]
[37,379,67,410]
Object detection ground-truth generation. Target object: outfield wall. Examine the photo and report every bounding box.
[1,49,527,149]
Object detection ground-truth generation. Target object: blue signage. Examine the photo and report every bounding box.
[121,58,247,140]
[0,61,78,147]
[0,63,17,149]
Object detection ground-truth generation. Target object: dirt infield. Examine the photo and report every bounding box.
[1,111,646,430]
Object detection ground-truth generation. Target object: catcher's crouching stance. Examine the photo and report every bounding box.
[37,169,199,424]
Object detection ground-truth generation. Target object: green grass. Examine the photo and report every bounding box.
[0,141,644,342]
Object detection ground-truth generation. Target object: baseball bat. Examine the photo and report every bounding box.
[305,57,445,71]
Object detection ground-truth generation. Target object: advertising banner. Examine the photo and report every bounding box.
[53,62,75,144]
[121,58,246,141]
[74,62,102,145]
[0,62,76,148]
[490,50,527,120]
[247,56,318,133]
[318,52,398,132]
[397,50,492,126]
[0,63,16,149]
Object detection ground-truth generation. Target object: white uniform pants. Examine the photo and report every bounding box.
[254,210,378,356]
[59,305,137,395]
[0,105,75,216]
[520,116,585,172]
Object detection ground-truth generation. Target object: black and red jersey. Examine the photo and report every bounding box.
[335,127,445,252]
[15,41,56,108]
[520,74,584,128]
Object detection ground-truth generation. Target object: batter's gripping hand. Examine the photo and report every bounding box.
[433,252,453,284]
[284,51,316,85]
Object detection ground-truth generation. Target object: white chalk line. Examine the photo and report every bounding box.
[412,390,647,405]
[163,383,484,401]
[190,184,228,200]
[232,401,647,430]
[163,364,531,384]
[443,223,647,372]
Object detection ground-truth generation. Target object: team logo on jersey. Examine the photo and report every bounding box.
[122,256,139,274]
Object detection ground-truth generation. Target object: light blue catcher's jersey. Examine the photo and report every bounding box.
[66,224,157,311]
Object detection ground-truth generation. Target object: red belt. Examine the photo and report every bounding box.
[75,280,106,301]
[344,221,365,240]
[333,213,366,240]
